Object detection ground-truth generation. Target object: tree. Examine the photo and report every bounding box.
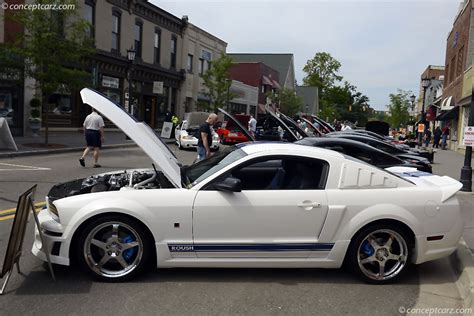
[201,53,235,112]
[303,52,343,96]
[386,89,412,128]
[1,0,94,145]
[267,89,304,117]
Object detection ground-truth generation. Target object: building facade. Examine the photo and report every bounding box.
[227,53,296,90]
[179,21,227,118]
[228,62,280,114]
[227,80,258,117]
[0,0,25,136]
[296,86,319,115]
[440,0,474,150]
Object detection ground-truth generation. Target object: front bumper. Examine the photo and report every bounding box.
[31,209,70,266]
[180,138,219,149]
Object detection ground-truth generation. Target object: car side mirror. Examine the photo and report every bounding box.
[214,177,242,193]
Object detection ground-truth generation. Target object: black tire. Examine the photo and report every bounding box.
[347,222,412,284]
[75,214,152,282]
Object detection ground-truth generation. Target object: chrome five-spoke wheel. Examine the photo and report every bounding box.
[77,215,151,282]
[349,224,412,284]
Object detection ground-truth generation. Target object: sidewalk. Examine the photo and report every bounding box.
[0,130,175,158]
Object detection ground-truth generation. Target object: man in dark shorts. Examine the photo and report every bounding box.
[196,113,218,162]
[79,107,105,168]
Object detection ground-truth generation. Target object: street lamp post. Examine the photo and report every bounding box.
[410,94,416,112]
[418,78,431,147]
[460,86,474,192]
[305,104,309,114]
[126,47,136,116]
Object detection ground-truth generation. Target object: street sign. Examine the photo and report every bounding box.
[417,123,425,133]
[462,126,474,146]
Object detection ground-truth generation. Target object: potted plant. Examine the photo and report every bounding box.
[29,98,42,136]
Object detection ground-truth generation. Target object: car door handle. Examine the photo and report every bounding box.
[297,201,321,209]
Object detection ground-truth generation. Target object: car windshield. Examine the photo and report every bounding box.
[182,147,247,187]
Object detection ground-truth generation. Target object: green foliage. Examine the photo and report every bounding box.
[29,97,42,121]
[267,89,304,117]
[386,89,412,128]
[302,52,371,126]
[202,53,236,112]
[303,52,342,96]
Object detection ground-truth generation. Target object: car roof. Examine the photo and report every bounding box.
[239,142,345,159]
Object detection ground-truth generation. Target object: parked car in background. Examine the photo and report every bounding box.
[216,113,250,144]
[326,133,432,171]
[175,112,219,150]
[296,137,432,173]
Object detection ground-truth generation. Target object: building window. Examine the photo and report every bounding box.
[199,58,204,75]
[187,54,193,72]
[135,21,143,58]
[112,12,121,52]
[170,36,177,68]
[154,30,161,64]
[84,1,95,38]
[261,85,265,93]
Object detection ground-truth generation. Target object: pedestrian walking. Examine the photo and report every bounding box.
[79,107,105,168]
[442,125,450,150]
[423,129,432,147]
[196,113,218,162]
[433,126,442,148]
[248,115,257,138]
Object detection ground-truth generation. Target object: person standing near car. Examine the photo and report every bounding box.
[433,126,442,148]
[248,115,257,138]
[79,107,105,168]
[197,113,218,162]
[442,125,450,150]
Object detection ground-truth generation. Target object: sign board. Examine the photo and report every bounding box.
[153,81,164,94]
[463,126,474,146]
[160,121,173,139]
[417,123,425,133]
[0,118,18,151]
[1,185,55,294]
[102,75,120,89]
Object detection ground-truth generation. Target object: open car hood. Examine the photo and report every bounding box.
[183,112,209,129]
[218,108,255,141]
[80,88,182,188]
[278,112,309,139]
[264,107,299,142]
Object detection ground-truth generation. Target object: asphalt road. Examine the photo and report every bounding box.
[0,145,422,315]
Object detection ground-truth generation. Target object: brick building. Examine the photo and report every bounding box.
[229,63,280,114]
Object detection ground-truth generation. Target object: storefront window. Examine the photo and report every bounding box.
[0,92,14,126]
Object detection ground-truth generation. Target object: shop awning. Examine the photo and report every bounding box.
[436,105,459,121]
[272,79,281,89]
[262,76,274,86]
[440,96,454,111]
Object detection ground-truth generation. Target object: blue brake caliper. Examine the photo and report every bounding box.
[122,235,137,263]
[361,240,374,257]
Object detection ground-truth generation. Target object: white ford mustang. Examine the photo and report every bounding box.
[32,89,463,284]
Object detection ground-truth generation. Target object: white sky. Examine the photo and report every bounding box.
[152,0,461,110]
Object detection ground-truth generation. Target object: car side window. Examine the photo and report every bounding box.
[205,156,329,191]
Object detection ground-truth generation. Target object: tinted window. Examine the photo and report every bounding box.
[209,156,329,191]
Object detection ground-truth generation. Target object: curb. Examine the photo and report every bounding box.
[0,143,138,159]
[0,138,177,159]
[452,239,474,312]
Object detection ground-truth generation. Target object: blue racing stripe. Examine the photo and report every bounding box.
[168,243,334,252]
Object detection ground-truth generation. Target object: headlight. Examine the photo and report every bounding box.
[47,197,59,218]
[181,135,194,140]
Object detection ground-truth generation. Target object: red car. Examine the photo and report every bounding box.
[217,114,250,144]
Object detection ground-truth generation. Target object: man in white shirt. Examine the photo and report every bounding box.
[248,115,257,138]
[79,108,105,168]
